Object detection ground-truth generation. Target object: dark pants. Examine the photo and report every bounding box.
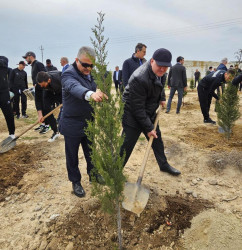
[197,85,212,120]
[166,87,184,112]
[120,124,168,170]
[194,79,199,87]
[13,89,27,116]
[64,135,94,183]
[0,91,15,135]
[240,83,242,91]
[114,80,121,92]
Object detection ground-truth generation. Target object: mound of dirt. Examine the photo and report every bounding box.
[46,193,212,249]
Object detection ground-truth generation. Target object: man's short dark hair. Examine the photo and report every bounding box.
[176,56,184,62]
[227,68,235,76]
[209,66,213,70]
[36,71,50,83]
[135,43,147,53]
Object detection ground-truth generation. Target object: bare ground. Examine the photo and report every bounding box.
[0,89,241,250]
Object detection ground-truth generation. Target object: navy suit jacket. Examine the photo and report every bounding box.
[113,70,122,82]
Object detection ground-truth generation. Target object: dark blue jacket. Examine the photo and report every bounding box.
[59,62,96,137]
[217,63,227,71]
[122,54,146,87]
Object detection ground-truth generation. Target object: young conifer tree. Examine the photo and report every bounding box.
[86,12,126,249]
[190,79,195,90]
[217,82,240,139]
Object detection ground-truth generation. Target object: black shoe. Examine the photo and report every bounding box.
[34,124,45,131]
[204,118,216,124]
[160,164,181,176]
[16,114,20,119]
[22,114,29,118]
[165,110,170,114]
[89,173,105,185]
[176,111,180,114]
[39,125,51,134]
[72,182,85,197]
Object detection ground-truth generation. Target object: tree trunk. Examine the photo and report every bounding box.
[116,199,123,250]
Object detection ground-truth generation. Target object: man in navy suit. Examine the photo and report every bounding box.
[60,57,69,73]
[59,46,107,198]
[113,66,122,93]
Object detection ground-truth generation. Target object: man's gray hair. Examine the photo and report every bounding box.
[221,57,228,63]
[61,57,69,63]
[77,46,96,59]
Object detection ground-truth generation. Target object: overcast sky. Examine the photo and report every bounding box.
[1,0,242,76]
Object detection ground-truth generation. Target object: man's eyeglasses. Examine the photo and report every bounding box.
[77,59,94,69]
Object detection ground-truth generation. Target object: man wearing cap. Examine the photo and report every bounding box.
[9,61,28,119]
[120,48,181,176]
[166,56,187,114]
[23,51,50,133]
[45,59,58,72]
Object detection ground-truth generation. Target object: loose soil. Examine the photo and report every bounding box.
[0,89,241,250]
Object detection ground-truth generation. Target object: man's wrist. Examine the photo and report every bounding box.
[85,91,95,101]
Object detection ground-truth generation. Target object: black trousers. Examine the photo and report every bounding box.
[64,135,94,183]
[197,85,212,120]
[0,91,15,135]
[114,80,121,92]
[120,124,168,170]
[13,89,27,116]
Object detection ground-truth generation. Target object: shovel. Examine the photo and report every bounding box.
[0,104,63,154]
[122,106,161,216]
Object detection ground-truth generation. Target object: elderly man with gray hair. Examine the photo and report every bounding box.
[59,46,107,198]
[60,57,69,73]
[217,57,228,71]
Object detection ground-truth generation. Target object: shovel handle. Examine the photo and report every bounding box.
[16,104,63,139]
[137,106,161,185]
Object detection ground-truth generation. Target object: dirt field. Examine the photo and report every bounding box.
[0,89,241,250]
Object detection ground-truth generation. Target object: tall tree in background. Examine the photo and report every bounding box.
[217,82,240,139]
[86,11,126,250]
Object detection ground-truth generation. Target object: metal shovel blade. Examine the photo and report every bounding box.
[122,182,150,216]
[0,138,16,153]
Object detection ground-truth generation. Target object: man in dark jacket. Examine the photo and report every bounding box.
[120,48,181,176]
[217,58,228,71]
[45,59,58,72]
[113,66,122,93]
[0,56,15,139]
[197,69,235,124]
[122,43,147,87]
[59,46,107,198]
[9,61,28,119]
[194,69,200,87]
[166,56,187,114]
[23,51,50,133]
[36,71,62,142]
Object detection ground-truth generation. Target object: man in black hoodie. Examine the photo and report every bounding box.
[122,43,147,88]
[0,56,15,139]
[36,71,62,142]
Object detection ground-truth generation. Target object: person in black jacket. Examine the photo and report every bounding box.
[45,59,58,72]
[122,43,147,87]
[194,69,200,87]
[120,48,181,176]
[113,66,122,93]
[0,56,15,139]
[197,69,235,124]
[9,61,28,119]
[23,51,50,134]
[36,71,62,142]
[166,56,187,114]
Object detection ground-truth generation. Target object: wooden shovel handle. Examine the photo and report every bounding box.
[16,104,63,139]
[137,106,161,185]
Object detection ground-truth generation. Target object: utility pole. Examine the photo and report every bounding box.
[39,45,44,63]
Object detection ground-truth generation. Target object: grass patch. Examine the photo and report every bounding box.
[21,136,39,140]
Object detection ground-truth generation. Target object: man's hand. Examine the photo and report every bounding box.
[160,101,166,108]
[37,110,44,123]
[184,87,187,91]
[91,91,108,102]
[147,130,158,139]
[168,86,170,89]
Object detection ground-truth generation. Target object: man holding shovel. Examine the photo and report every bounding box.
[120,48,181,176]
